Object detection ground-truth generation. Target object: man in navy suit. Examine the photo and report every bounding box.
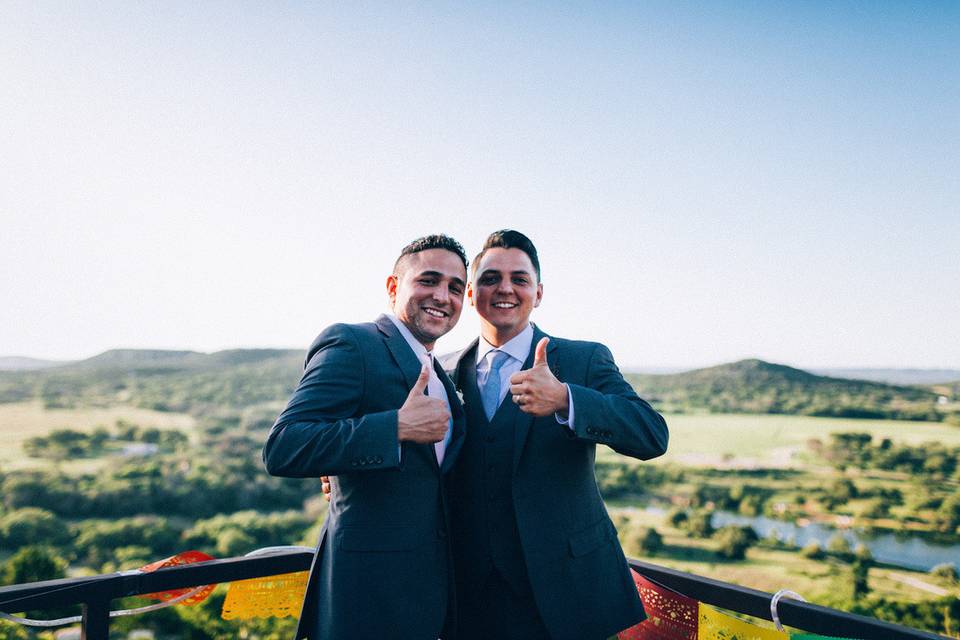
[443,230,669,640]
[263,234,469,640]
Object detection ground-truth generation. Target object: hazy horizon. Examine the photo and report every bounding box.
[3,3,958,369]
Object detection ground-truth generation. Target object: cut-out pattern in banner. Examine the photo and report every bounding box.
[619,571,698,639]
[698,604,788,640]
[140,550,216,606]
[221,571,309,620]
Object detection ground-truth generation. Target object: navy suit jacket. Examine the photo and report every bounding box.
[443,326,668,640]
[263,315,465,640]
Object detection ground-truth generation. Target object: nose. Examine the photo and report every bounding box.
[432,285,450,304]
[495,278,513,294]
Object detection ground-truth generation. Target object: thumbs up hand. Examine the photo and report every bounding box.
[509,337,569,417]
[397,364,451,444]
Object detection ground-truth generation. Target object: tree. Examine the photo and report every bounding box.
[685,510,714,539]
[0,546,67,586]
[935,493,960,534]
[0,507,69,548]
[851,556,871,600]
[827,533,853,560]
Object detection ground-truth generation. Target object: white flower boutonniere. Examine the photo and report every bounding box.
[455,389,465,405]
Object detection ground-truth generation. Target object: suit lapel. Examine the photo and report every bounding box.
[376,315,438,470]
[512,326,560,473]
[377,314,423,390]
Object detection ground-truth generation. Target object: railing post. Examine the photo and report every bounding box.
[81,598,110,639]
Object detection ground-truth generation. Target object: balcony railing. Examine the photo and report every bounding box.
[0,549,951,639]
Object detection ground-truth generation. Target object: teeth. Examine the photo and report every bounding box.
[423,308,446,318]
[493,303,516,308]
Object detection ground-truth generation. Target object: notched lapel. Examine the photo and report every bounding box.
[512,326,556,473]
[377,315,422,390]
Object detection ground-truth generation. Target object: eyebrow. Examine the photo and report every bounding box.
[418,270,466,287]
[479,269,531,277]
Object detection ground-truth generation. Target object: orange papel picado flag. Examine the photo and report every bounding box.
[619,570,698,639]
[221,570,309,620]
[139,550,217,606]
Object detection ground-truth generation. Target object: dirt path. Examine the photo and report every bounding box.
[888,573,949,596]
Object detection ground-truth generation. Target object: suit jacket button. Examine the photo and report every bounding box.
[351,460,358,467]
[374,455,383,464]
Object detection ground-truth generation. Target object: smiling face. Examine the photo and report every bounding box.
[469,247,543,346]
[388,248,467,350]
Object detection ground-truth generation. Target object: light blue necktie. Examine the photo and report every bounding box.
[481,350,510,420]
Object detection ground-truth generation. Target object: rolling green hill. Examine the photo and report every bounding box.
[0,348,304,413]
[1,351,956,423]
[626,359,955,422]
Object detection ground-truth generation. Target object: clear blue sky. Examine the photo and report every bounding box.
[2,2,958,368]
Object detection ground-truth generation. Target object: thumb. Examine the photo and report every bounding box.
[533,337,550,367]
[408,363,431,397]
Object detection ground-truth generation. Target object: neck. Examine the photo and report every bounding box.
[480,321,529,348]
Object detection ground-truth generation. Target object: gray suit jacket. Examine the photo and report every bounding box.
[264,315,465,640]
[443,326,668,640]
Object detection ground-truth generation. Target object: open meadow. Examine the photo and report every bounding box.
[612,412,960,468]
[0,401,196,472]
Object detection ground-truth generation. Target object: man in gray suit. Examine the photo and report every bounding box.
[443,230,669,640]
[263,234,469,640]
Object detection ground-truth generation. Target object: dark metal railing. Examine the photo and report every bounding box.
[0,550,950,639]
[628,558,950,640]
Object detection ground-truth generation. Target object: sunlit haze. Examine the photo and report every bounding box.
[2,3,958,369]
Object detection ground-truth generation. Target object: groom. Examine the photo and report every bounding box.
[443,229,669,640]
[263,234,468,639]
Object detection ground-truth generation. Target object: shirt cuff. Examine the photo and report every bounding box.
[554,384,575,430]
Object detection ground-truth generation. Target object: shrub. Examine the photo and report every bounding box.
[799,541,824,559]
[622,526,663,557]
[827,533,853,560]
[930,563,958,582]
[714,525,757,560]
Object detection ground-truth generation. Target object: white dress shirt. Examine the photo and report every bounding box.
[475,323,575,427]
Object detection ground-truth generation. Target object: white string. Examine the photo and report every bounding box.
[0,546,313,629]
[770,588,806,631]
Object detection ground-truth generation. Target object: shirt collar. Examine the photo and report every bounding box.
[476,323,535,366]
[386,312,431,362]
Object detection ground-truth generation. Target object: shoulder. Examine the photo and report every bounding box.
[438,340,478,375]
[305,322,378,364]
[543,334,605,357]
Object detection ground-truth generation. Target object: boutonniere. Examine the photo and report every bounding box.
[455,389,465,405]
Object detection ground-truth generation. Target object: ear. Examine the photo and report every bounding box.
[386,274,399,306]
[533,282,543,308]
[467,281,476,307]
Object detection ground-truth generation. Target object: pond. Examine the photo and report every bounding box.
[710,510,960,571]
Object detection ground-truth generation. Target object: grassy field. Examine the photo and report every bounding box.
[0,400,196,472]
[603,413,960,468]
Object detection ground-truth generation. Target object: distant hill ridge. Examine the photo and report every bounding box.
[70,348,302,371]
[627,358,953,422]
[0,356,68,371]
[1,350,956,423]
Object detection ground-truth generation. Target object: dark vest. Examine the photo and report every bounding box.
[458,356,533,595]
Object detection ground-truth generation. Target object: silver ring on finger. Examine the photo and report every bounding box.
[513,394,523,405]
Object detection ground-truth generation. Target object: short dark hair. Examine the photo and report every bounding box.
[472,229,541,281]
[393,234,468,274]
